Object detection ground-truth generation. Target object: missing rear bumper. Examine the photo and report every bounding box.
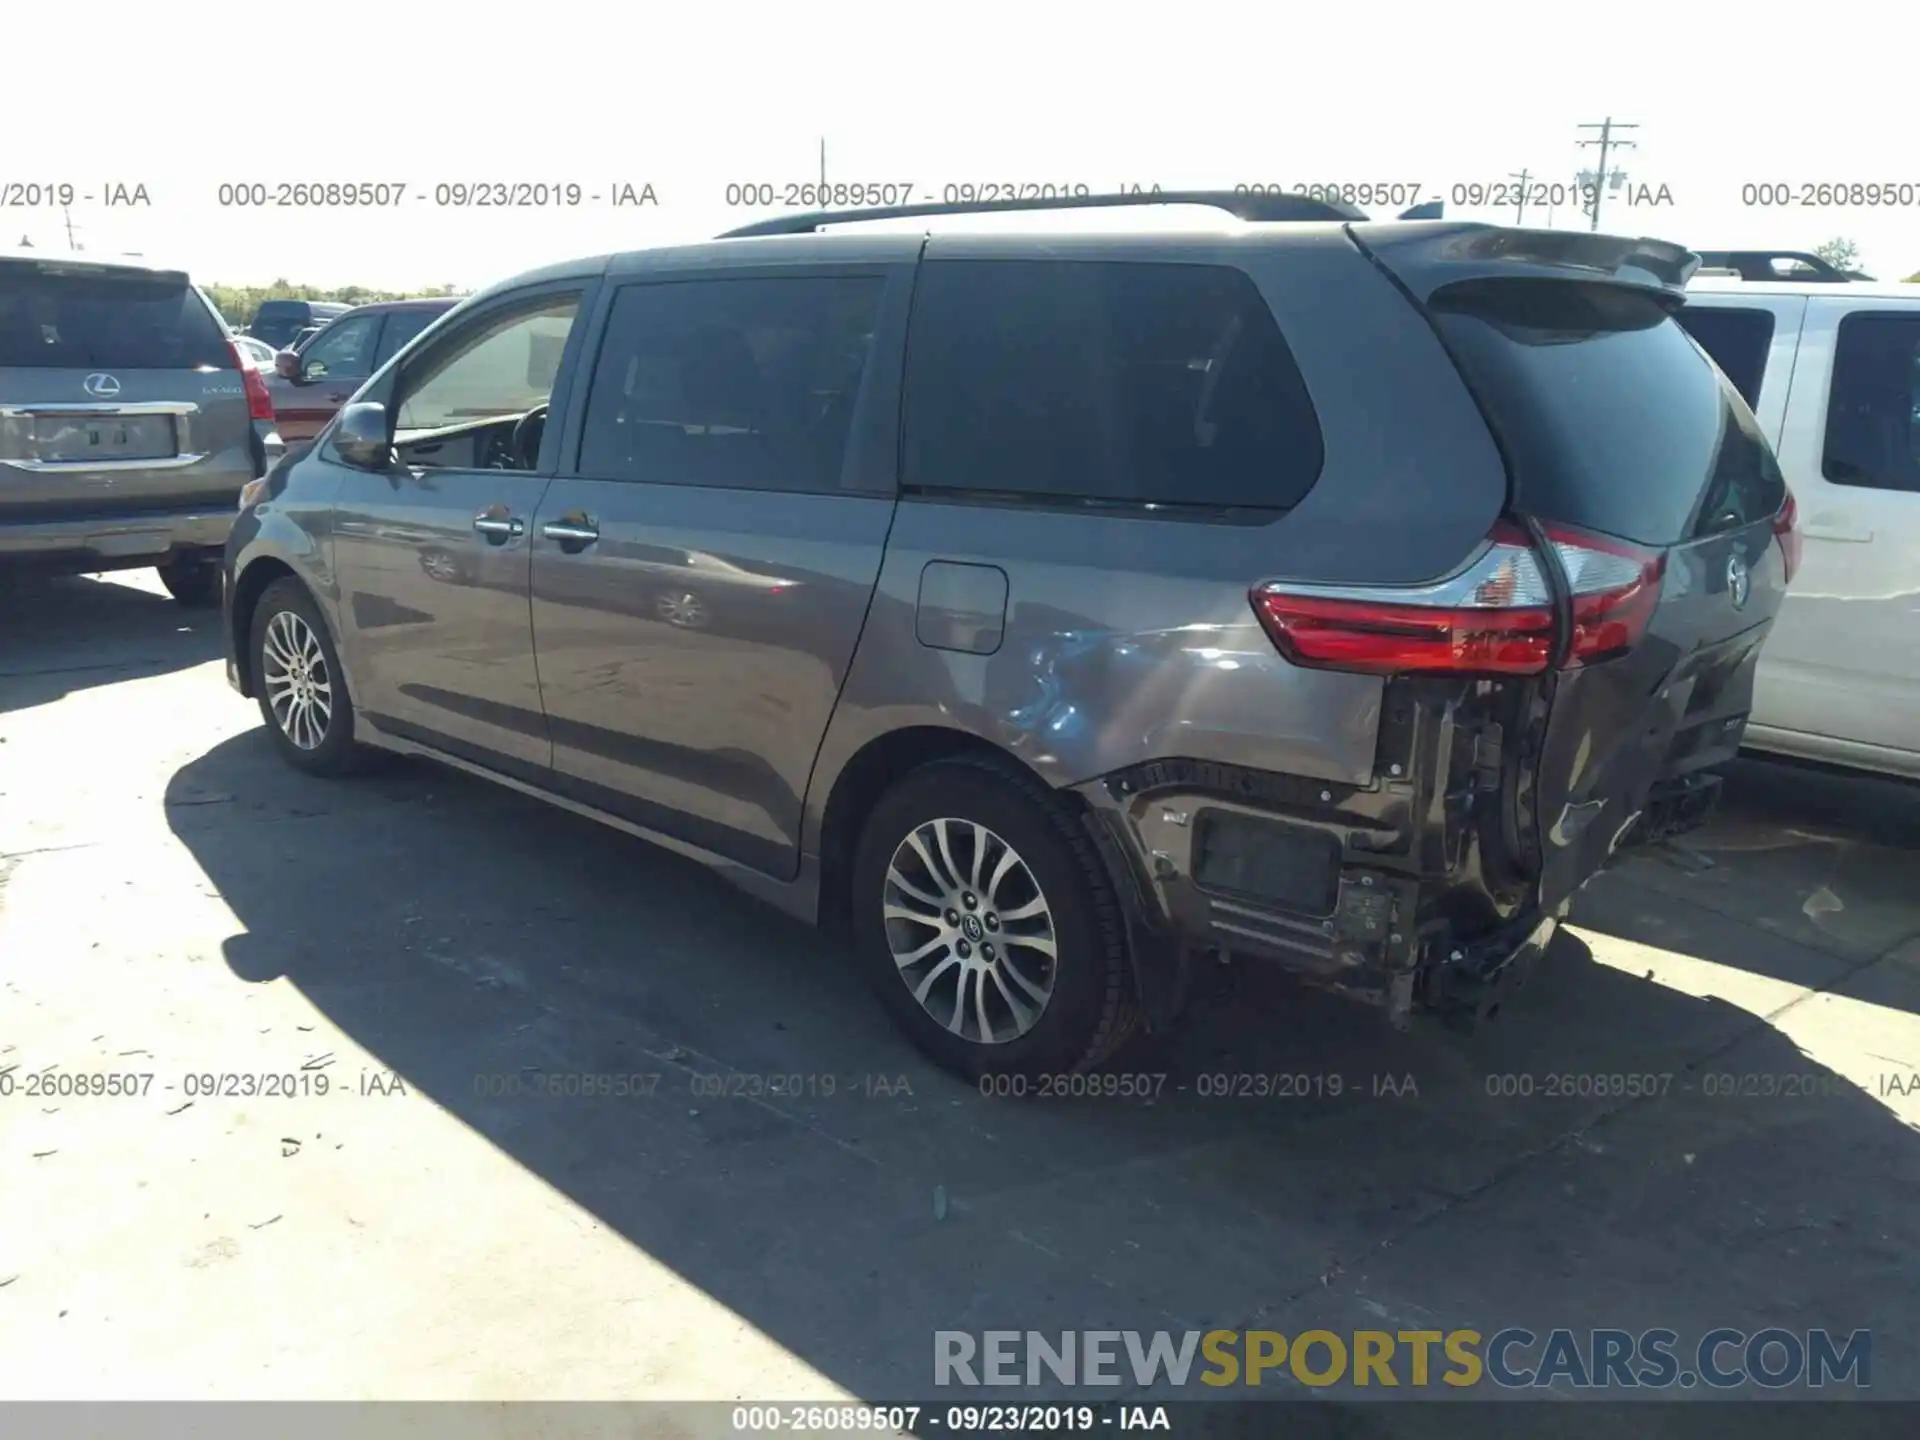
[1617,770,1723,852]
[1428,909,1560,1032]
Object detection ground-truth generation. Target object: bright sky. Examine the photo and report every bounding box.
[5,1,1915,288]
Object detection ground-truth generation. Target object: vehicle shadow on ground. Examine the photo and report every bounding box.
[0,573,222,716]
[166,728,1920,1410]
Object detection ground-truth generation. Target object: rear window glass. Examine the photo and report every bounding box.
[1432,280,1785,546]
[1823,312,1920,494]
[250,302,339,349]
[902,259,1325,511]
[1674,306,1776,410]
[0,265,230,370]
[577,276,883,494]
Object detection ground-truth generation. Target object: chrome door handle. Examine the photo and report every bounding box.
[473,515,525,538]
[542,520,599,544]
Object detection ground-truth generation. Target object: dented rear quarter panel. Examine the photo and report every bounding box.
[802,230,1510,858]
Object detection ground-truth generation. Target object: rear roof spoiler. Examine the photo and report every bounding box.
[1346,222,1699,302]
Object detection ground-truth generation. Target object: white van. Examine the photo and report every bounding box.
[1678,255,1920,780]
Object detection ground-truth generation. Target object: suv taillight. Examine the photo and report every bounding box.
[1774,486,1802,585]
[226,339,276,422]
[1251,522,1665,678]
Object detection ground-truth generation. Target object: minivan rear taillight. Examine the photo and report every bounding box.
[1251,522,1665,678]
[1773,486,1802,585]
[226,339,276,422]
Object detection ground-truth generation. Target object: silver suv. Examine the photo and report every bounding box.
[2,251,283,605]
[221,192,1796,1078]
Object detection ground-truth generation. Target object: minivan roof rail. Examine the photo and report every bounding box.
[1692,250,1856,283]
[718,188,1367,238]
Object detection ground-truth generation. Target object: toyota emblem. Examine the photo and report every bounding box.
[83,373,122,399]
[1727,553,1751,610]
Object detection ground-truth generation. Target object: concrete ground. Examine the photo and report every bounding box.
[4,571,1919,1432]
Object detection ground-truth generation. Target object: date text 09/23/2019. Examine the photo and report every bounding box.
[974,1071,1424,1101]
[727,1403,1172,1432]
[0,1066,924,1103]
[212,181,659,208]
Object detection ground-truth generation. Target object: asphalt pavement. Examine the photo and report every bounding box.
[4,571,1918,1434]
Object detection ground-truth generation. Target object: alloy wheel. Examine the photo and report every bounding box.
[658,591,707,628]
[881,817,1058,1045]
[261,609,334,751]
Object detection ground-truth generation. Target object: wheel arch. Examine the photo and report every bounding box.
[231,556,358,708]
[228,556,300,698]
[814,726,1058,942]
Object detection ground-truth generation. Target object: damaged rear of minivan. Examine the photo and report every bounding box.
[1082,224,1794,1035]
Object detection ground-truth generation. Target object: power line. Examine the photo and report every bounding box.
[1509,169,1532,226]
[1576,117,1638,232]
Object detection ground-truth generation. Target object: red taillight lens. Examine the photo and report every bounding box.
[226,339,276,422]
[242,367,276,422]
[1250,591,1557,675]
[1251,522,1665,678]
[1773,486,1802,585]
[1557,525,1665,663]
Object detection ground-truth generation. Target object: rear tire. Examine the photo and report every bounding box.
[157,556,220,608]
[249,577,370,777]
[850,756,1138,1081]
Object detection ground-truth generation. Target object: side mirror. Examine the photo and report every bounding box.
[273,350,302,381]
[333,402,393,472]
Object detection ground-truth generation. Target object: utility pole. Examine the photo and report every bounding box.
[819,136,827,190]
[1509,169,1532,226]
[1576,117,1638,232]
[62,205,81,251]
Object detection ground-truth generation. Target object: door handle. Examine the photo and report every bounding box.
[1799,524,1873,543]
[473,513,525,541]
[542,519,600,545]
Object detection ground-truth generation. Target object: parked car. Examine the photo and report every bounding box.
[266,298,459,442]
[1677,258,1920,780]
[2,250,283,604]
[245,299,349,351]
[223,193,1792,1078]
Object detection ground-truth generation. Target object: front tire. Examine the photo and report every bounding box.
[850,756,1138,1081]
[157,556,220,607]
[249,577,369,776]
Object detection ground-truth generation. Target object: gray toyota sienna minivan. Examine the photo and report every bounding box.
[221,192,1797,1079]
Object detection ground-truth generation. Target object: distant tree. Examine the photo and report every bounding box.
[201,278,473,328]
[1813,237,1861,272]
